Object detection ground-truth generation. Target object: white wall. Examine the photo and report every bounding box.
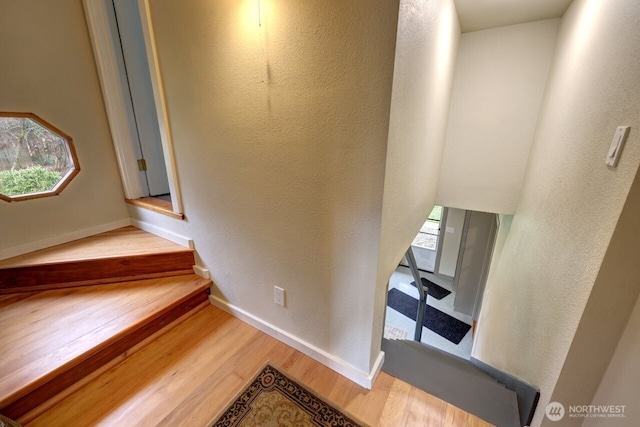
[473,1,640,426]
[438,207,465,278]
[583,293,640,426]
[144,0,400,377]
[545,162,640,427]
[372,0,460,364]
[0,0,129,253]
[437,19,559,214]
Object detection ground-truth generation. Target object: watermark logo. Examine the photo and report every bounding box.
[546,402,566,421]
[545,402,626,421]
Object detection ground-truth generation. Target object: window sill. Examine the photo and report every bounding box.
[125,197,185,220]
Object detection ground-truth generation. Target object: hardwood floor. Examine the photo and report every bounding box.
[25,306,494,427]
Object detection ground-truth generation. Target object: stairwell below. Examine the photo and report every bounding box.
[382,338,534,427]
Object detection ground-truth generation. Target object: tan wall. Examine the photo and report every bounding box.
[437,19,559,214]
[372,0,460,363]
[147,0,400,374]
[548,167,640,426]
[583,290,640,426]
[473,1,640,426]
[0,0,128,251]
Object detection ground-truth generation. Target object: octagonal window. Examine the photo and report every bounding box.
[0,113,79,202]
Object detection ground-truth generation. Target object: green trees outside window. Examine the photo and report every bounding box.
[0,113,79,202]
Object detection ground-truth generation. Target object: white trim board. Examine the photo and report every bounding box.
[208,294,385,390]
[0,218,131,261]
[130,218,193,248]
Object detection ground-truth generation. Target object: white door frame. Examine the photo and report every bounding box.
[83,0,184,215]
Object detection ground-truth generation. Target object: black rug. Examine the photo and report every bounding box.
[387,288,471,344]
[411,277,451,300]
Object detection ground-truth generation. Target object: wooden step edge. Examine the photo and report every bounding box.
[0,269,195,294]
[0,226,191,270]
[17,299,213,426]
[0,251,196,293]
[1,279,212,420]
[0,276,210,406]
[0,247,195,270]
[1,278,211,414]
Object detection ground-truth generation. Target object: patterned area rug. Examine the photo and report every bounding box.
[0,414,21,427]
[210,364,367,427]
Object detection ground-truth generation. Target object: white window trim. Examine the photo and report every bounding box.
[83,0,184,215]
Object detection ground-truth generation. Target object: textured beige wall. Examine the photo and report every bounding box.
[437,19,559,214]
[372,0,460,363]
[473,1,640,426]
[147,0,399,374]
[583,290,640,426]
[0,0,128,249]
[548,167,640,426]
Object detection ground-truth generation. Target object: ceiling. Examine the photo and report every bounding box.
[453,0,575,33]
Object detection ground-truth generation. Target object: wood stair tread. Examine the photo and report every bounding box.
[0,226,191,269]
[0,274,211,418]
[0,227,196,293]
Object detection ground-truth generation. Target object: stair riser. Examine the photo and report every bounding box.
[0,252,195,293]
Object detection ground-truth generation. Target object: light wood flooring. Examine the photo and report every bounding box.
[25,305,494,427]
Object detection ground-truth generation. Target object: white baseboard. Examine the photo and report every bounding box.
[192,265,210,279]
[208,294,385,390]
[368,350,385,388]
[0,218,132,261]
[130,218,193,248]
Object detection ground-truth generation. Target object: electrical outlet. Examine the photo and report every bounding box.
[274,286,286,307]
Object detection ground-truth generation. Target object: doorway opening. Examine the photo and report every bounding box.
[83,0,184,218]
[111,0,170,200]
[384,207,498,360]
[399,205,442,272]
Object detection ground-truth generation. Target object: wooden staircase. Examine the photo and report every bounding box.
[0,227,212,422]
